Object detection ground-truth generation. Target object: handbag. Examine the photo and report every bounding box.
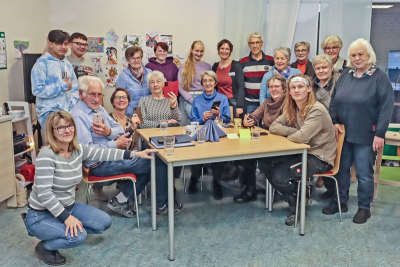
[15,174,28,207]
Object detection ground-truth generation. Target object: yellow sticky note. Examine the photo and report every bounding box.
[239,129,251,139]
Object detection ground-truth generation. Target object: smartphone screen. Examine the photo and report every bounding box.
[211,101,221,110]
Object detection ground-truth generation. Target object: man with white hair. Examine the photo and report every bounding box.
[70,76,182,217]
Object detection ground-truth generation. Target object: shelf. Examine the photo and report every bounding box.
[11,115,29,123]
[14,147,34,157]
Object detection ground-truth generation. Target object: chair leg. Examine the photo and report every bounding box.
[268,180,273,212]
[265,178,269,209]
[201,167,203,192]
[332,177,342,222]
[133,181,140,229]
[144,185,148,200]
[183,166,187,194]
[138,193,142,205]
[86,183,92,204]
[294,181,301,228]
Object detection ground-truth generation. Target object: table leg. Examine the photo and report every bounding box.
[300,149,307,235]
[168,162,175,261]
[151,153,156,231]
[268,179,273,212]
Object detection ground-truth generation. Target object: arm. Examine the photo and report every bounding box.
[269,113,298,137]
[31,61,69,99]
[234,62,246,109]
[137,98,161,129]
[190,100,204,124]
[178,67,194,103]
[375,75,394,139]
[68,70,79,111]
[259,73,269,104]
[80,144,132,162]
[252,100,266,123]
[220,98,231,123]
[287,108,323,144]
[74,115,118,148]
[171,104,182,123]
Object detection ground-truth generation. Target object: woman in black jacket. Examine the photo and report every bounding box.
[212,39,246,118]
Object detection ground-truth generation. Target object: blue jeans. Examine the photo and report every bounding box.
[333,140,377,209]
[183,100,192,119]
[246,101,259,114]
[90,157,168,207]
[25,203,111,250]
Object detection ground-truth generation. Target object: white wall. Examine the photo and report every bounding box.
[49,0,225,112]
[0,0,51,106]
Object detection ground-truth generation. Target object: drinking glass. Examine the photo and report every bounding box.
[164,136,175,156]
[251,127,260,140]
[197,127,207,144]
[160,121,168,131]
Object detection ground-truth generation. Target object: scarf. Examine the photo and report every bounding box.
[333,57,345,73]
[263,95,285,129]
[272,66,291,79]
[128,65,144,86]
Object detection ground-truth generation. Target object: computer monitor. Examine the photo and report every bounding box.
[22,53,41,104]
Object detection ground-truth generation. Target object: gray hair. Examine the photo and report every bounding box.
[78,76,104,93]
[346,38,377,67]
[200,71,218,86]
[247,32,263,43]
[312,54,333,68]
[146,70,166,84]
[294,41,310,51]
[321,35,343,50]
[273,47,291,60]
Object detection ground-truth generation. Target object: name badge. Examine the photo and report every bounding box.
[229,72,235,77]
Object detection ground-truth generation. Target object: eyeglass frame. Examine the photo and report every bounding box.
[53,124,75,133]
[72,41,89,47]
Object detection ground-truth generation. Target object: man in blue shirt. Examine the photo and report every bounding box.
[71,76,183,217]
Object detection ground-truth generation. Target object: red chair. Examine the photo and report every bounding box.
[82,167,140,228]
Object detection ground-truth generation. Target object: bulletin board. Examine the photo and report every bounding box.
[0,32,7,70]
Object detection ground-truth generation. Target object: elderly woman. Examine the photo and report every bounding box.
[259,47,302,104]
[312,54,340,191]
[138,71,181,128]
[189,71,231,199]
[291,41,315,79]
[260,74,336,226]
[321,35,347,73]
[145,42,178,82]
[322,39,394,224]
[178,40,212,119]
[212,39,246,118]
[24,111,155,265]
[233,76,287,203]
[115,46,152,117]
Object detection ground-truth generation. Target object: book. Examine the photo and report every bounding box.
[149,134,194,149]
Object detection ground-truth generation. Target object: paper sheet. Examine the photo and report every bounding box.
[105,47,117,65]
[171,54,187,67]
[239,129,251,139]
[0,32,7,69]
[105,65,118,87]
[87,37,104,53]
[14,40,29,59]
[227,133,239,139]
[122,34,142,51]
[105,29,119,46]
[90,55,104,77]
[159,35,173,54]
[144,30,160,53]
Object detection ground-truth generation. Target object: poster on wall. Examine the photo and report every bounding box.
[105,29,119,46]
[122,34,143,51]
[159,35,173,54]
[90,55,104,77]
[0,32,7,69]
[14,40,29,59]
[105,65,118,87]
[172,54,187,67]
[105,47,117,65]
[144,30,160,53]
[121,57,128,69]
[87,37,104,53]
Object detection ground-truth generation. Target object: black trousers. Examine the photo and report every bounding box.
[259,154,332,199]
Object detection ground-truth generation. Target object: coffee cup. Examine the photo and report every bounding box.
[183,125,198,137]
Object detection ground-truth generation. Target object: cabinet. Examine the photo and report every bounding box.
[0,116,16,206]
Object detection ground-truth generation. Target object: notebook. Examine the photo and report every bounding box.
[149,134,194,149]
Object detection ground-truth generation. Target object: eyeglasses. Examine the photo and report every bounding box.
[87,92,104,98]
[72,42,89,47]
[269,85,282,89]
[324,46,339,52]
[129,57,142,62]
[54,124,75,133]
[203,79,215,84]
[249,41,262,46]
[295,49,308,53]
[156,50,168,54]
[115,95,128,100]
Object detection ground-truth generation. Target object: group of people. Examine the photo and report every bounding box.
[25,29,394,266]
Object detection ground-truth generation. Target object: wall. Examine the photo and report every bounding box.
[0,0,51,106]
[49,0,225,112]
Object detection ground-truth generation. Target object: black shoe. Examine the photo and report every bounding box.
[35,241,66,266]
[320,190,334,200]
[233,186,257,203]
[353,208,371,224]
[188,177,198,194]
[107,197,135,218]
[156,201,183,216]
[322,201,348,215]
[213,180,223,200]
[285,213,299,226]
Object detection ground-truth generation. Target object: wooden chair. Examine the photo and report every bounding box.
[82,167,140,228]
[294,124,346,227]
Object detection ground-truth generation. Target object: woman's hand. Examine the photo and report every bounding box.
[167,92,177,109]
[167,119,178,124]
[333,124,343,141]
[243,114,255,127]
[65,215,83,237]
[210,107,220,118]
[131,114,140,130]
[203,111,212,122]
[236,108,243,118]
[373,136,385,152]
[135,149,158,159]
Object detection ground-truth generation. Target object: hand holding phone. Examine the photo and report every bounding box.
[211,101,221,110]
[133,107,143,123]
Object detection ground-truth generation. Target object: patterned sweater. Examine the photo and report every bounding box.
[138,95,181,129]
[28,144,131,222]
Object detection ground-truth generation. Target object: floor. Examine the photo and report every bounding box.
[1,169,400,267]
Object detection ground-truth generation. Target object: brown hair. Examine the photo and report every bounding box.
[266,75,287,92]
[125,46,143,59]
[46,111,79,153]
[181,40,204,92]
[154,42,169,53]
[110,88,131,108]
[284,74,315,125]
[217,39,233,56]
[70,32,87,42]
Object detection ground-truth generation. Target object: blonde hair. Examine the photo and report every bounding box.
[266,75,287,92]
[346,38,377,67]
[284,74,315,125]
[247,32,263,43]
[321,35,343,50]
[46,111,79,153]
[312,54,333,68]
[181,40,204,92]
[294,41,310,51]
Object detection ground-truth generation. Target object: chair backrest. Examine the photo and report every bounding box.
[82,166,89,182]
[330,124,345,175]
[230,106,234,120]
[163,81,179,98]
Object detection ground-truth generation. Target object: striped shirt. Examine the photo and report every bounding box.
[28,144,131,222]
[239,52,274,103]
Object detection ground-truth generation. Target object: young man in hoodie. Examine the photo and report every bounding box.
[66,32,96,78]
[32,30,79,141]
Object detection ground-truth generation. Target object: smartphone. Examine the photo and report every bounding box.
[260,132,268,136]
[93,113,103,124]
[133,107,144,123]
[126,133,131,138]
[211,101,221,110]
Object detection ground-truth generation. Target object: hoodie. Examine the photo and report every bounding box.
[145,57,179,82]
[31,52,79,127]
